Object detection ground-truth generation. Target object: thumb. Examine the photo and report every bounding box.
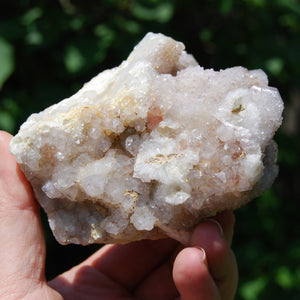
[0,131,47,295]
[173,247,221,300]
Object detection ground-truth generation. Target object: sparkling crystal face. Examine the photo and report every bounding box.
[10,33,284,245]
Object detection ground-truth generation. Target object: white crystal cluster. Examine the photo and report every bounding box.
[10,33,284,245]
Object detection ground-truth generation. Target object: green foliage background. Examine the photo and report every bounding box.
[1,1,299,299]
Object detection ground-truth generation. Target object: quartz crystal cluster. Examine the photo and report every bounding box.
[10,33,284,245]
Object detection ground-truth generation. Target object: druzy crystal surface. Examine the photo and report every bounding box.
[10,33,284,245]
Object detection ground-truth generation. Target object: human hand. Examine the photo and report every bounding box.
[0,130,238,300]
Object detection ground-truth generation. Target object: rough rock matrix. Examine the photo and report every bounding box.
[10,33,284,245]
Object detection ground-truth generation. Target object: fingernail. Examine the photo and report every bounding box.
[205,219,224,238]
[195,246,206,262]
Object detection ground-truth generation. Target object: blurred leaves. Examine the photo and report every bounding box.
[0,110,15,132]
[64,44,85,73]
[0,1,299,299]
[265,57,284,77]
[240,276,268,300]
[0,98,20,132]
[0,37,14,89]
[131,2,174,23]
[21,7,43,26]
[275,266,294,289]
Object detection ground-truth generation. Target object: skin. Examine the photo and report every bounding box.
[0,130,238,300]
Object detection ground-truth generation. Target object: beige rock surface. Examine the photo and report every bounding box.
[10,33,284,245]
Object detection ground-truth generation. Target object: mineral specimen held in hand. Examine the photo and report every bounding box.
[10,33,284,245]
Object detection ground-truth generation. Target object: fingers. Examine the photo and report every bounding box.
[212,210,236,246]
[189,215,238,300]
[84,212,235,294]
[0,131,36,211]
[90,238,178,290]
[50,238,179,295]
[0,131,46,288]
[133,259,179,300]
[173,212,237,300]
[51,212,237,300]
[173,247,221,300]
